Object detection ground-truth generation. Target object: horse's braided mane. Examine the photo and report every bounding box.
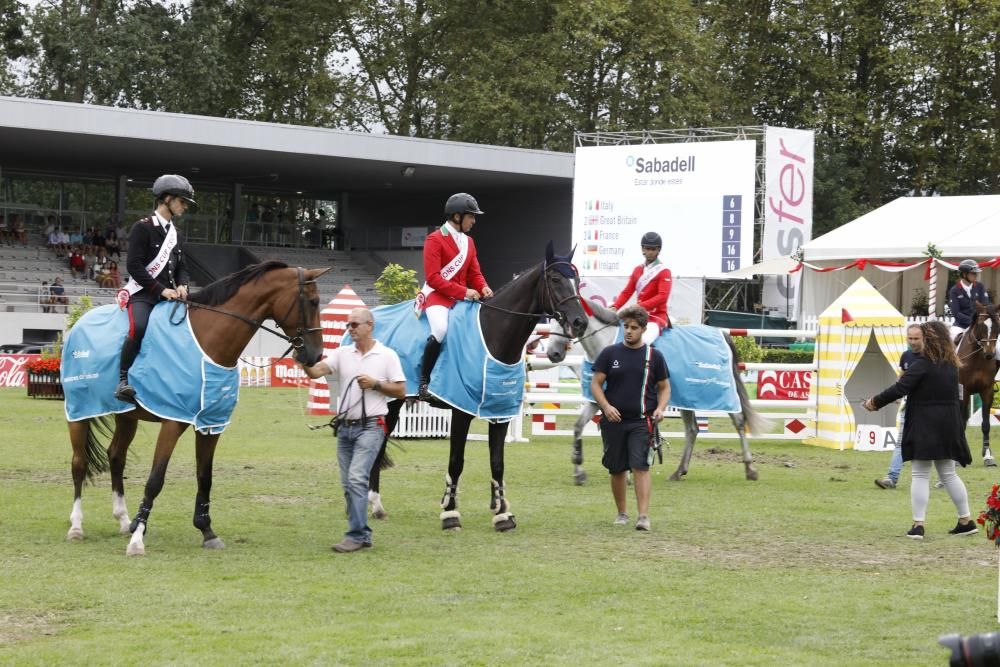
[188,260,289,307]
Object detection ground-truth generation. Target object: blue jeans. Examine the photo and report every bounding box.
[336,419,384,545]
[887,407,904,482]
[887,444,903,483]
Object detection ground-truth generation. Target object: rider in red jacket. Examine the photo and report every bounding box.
[415,193,493,399]
[611,231,672,344]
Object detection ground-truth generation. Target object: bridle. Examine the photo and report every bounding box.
[964,314,999,361]
[170,267,323,361]
[478,260,585,337]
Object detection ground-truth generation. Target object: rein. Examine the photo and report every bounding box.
[168,267,322,361]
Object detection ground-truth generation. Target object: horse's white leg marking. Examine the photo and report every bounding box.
[669,410,698,480]
[369,490,387,520]
[732,412,759,481]
[126,523,145,557]
[112,492,130,534]
[67,498,84,541]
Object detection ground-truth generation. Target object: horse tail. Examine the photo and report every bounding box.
[84,416,113,483]
[376,439,395,471]
[725,334,773,436]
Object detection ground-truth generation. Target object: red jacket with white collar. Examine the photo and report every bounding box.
[422,227,489,308]
[612,262,672,327]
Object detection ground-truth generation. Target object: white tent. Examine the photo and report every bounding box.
[800,195,1000,318]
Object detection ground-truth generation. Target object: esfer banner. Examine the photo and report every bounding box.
[763,127,814,320]
[572,140,756,278]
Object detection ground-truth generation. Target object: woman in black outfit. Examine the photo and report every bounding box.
[863,320,976,540]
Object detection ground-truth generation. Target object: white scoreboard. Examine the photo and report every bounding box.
[572,140,756,278]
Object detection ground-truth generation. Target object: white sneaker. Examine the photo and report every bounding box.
[635,515,651,531]
[613,512,628,526]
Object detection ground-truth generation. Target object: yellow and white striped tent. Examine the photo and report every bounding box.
[805,277,908,450]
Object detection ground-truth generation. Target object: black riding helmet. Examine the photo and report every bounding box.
[445,193,484,217]
[959,258,982,275]
[640,231,662,249]
[152,174,197,206]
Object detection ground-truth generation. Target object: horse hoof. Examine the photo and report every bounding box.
[66,527,83,541]
[493,513,516,532]
[126,542,145,557]
[668,472,684,482]
[441,517,462,531]
[203,537,225,550]
[746,469,759,481]
[574,470,587,486]
[986,459,998,468]
[373,509,388,520]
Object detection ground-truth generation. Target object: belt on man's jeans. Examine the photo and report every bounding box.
[341,416,384,426]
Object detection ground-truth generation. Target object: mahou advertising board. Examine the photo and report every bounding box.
[0,354,37,388]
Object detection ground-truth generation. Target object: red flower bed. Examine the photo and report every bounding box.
[26,357,61,374]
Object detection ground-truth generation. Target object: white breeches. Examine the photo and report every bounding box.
[426,305,450,342]
[642,322,661,345]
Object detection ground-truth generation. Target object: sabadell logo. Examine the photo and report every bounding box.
[626,154,696,174]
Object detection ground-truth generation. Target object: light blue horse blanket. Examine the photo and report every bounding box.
[359,300,524,421]
[62,303,239,434]
[581,324,740,414]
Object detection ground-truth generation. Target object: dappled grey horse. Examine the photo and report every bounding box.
[546,299,769,484]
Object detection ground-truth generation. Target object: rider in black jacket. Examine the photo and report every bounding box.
[114,175,194,402]
[947,258,991,341]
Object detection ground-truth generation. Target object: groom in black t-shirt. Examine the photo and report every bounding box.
[591,305,670,531]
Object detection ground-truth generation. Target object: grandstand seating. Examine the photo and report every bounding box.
[0,243,126,312]
[244,246,383,306]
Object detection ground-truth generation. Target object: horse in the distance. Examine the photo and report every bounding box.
[63,262,328,555]
[365,242,587,531]
[957,302,1000,466]
[547,298,769,484]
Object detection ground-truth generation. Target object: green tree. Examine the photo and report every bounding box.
[374,263,418,305]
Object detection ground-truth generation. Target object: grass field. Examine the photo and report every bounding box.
[1,387,998,666]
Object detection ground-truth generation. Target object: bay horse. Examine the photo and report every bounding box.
[957,302,1000,466]
[367,242,588,531]
[65,261,328,555]
[546,298,769,484]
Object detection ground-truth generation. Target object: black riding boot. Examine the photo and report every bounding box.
[115,338,139,403]
[418,336,442,401]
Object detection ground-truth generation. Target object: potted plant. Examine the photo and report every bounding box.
[26,355,63,399]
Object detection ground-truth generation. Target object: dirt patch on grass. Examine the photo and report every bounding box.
[680,446,799,468]
[0,609,64,644]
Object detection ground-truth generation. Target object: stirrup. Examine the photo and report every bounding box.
[418,381,432,401]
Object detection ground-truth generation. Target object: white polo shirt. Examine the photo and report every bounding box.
[323,340,406,419]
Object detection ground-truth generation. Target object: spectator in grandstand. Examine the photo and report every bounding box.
[84,246,98,281]
[44,215,56,238]
[0,214,8,245]
[58,227,70,253]
[106,261,122,289]
[82,227,95,254]
[94,246,109,279]
[47,226,63,256]
[50,277,68,311]
[68,246,86,280]
[92,227,105,255]
[104,230,121,259]
[38,280,52,313]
